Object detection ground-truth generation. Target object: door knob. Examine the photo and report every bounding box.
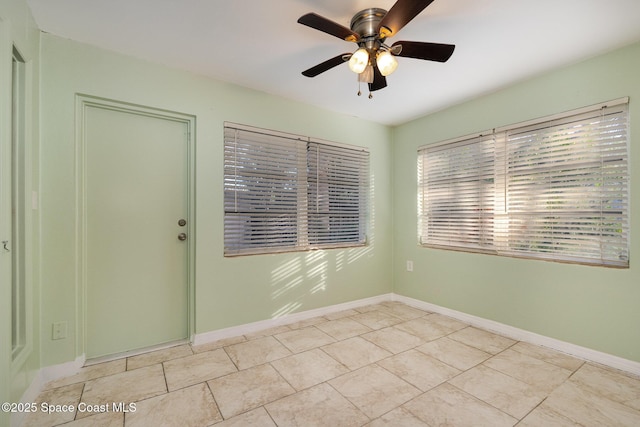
[178,233,187,241]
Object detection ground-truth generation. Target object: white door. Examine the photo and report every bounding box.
[84,103,191,359]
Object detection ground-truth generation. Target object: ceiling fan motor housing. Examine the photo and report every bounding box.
[350,8,387,50]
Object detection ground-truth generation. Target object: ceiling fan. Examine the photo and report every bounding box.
[297,0,455,97]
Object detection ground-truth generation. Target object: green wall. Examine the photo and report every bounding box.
[39,33,393,367]
[0,0,41,422]
[392,41,640,362]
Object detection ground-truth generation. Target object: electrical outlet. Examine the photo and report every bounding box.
[52,321,68,340]
[406,260,414,272]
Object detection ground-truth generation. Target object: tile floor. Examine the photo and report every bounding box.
[24,302,640,426]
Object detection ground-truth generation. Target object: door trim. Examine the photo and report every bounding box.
[75,94,196,358]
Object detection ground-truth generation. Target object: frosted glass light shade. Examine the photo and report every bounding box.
[348,48,369,74]
[377,50,398,76]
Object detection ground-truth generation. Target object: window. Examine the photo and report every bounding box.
[224,123,369,256]
[418,98,629,267]
[12,47,27,358]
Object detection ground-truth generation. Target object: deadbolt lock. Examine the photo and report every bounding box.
[178,219,187,226]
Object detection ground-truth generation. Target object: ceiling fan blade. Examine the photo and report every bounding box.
[391,41,455,62]
[298,13,359,42]
[368,66,387,92]
[378,0,435,38]
[302,53,351,77]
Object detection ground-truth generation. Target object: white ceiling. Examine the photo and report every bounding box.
[26,0,640,126]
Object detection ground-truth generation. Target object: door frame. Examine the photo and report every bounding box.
[75,94,196,359]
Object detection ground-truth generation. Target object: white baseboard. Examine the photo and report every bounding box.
[39,354,86,385]
[193,293,393,346]
[12,355,85,427]
[393,294,640,377]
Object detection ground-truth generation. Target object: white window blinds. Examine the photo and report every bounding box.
[307,141,369,248]
[418,134,497,252]
[418,98,629,267]
[224,123,369,256]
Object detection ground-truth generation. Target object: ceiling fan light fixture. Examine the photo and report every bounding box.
[377,50,398,76]
[297,1,456,94]
[348,48,369,74]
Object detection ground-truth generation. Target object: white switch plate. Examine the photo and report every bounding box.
[406,260,413,272]
[52,321,68,340]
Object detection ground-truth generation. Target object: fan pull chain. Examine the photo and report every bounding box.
[356,81,373,98]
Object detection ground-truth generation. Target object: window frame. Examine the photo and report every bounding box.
[418,98,629,267]
[11,47,28,360]
[224,122,369,256]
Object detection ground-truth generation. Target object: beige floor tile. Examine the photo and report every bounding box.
[362,327,424,354]
[366,406,430,426]
[510,341,584,371]
[126,344,193,370]
[350,310,404,330]
[569,363,640,407]
[216,407,277,426]
[416,336,491,370]
[163,349,237,391]
[378,349,460,392]
[23,383,84,427]
[321,336,391,370]
[626,397,640,413]
[449,364,547,419]
[265,382,369,427]
[324,309,360,320]
[274,327,336,353]
[271,348,349,390]
[394,316,456,341]
[287,315,328,330]
[329,364,421,419]
[191,335,247,354]
[448,326,516,354]
[518,406,582,427]
[125,383,222,426]
[542,380,640,426]
[78,364,166,419]
[354,304,382,313]
[404,383,518,427]
[224,335,292,370]
[378,302,429,320]
[424,313,469,332]
[244,325,292,340]
[315,317,373,340]
[484,348,572,393]
[208,364,295,419]
[57,412,124,427]
[43,359,126,390]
